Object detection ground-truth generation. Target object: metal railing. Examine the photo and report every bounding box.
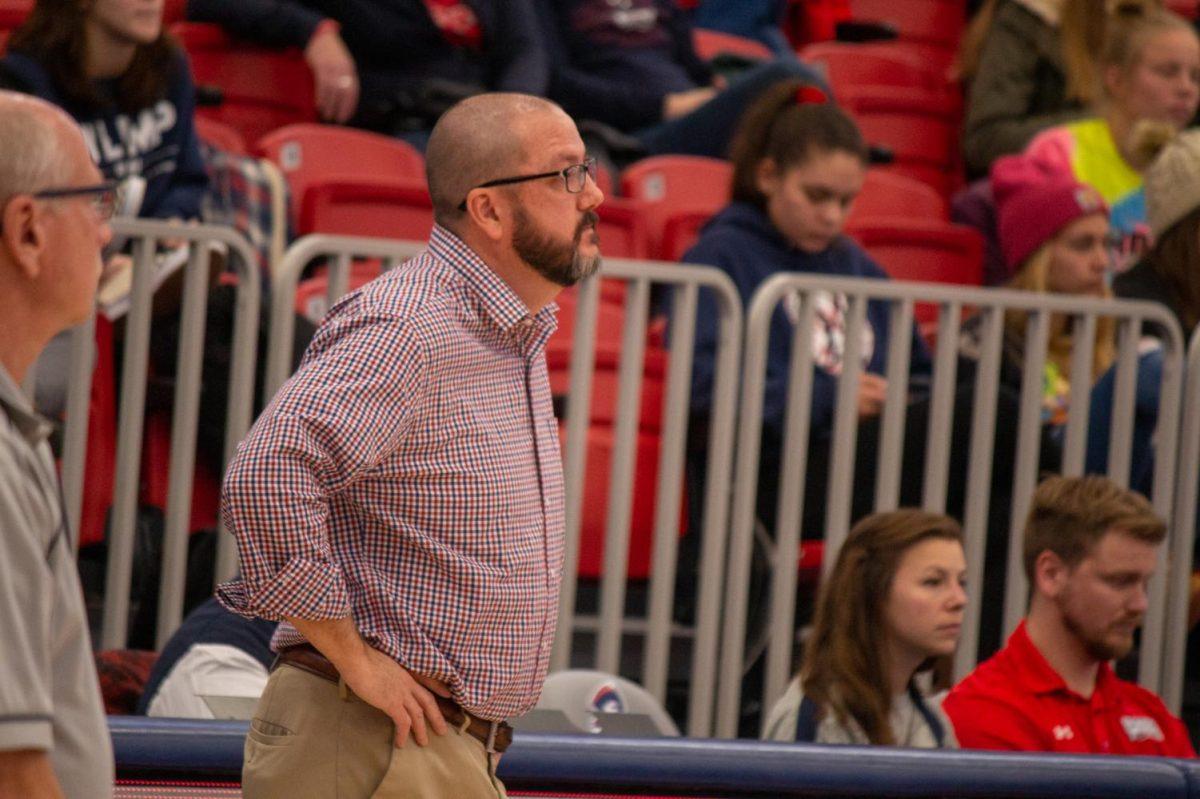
[265,235,742,736]
[53,220,261,650]
[1164,324,1200,712]
[715,273,1185,737]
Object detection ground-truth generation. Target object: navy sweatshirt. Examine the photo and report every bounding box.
[187,0,548,97]
[535,0,713,131]
[685,202,932,439]
[0,49,208,220]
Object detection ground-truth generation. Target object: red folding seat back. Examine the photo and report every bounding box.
[257,123,426,222]
[173,22,317,146]
[848,170,948,225]
[568,423,686,581]
[621,155,731,259]
[785,0,853,45]
[596,197,653,259]
[194,115,249,156]
[298,178,434,240]
[0,30,10,57]
[848,217,984,285]
[0,0,30,30]
[78,316,117,548]
[847,218,983,336]
[139,412,220,534]
[661,210,714,263]
[800,41,950,94]
[848,0,966,50]
[838,85,959,196]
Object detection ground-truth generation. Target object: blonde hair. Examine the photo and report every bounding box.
[1006,243,1116,383]
[1101,3,1194,101]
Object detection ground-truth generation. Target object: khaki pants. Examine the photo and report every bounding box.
[242,663,507,799]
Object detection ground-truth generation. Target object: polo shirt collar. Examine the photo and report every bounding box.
[428,224,559,338]
[1008,619,1117,705]
[0,362,53,446]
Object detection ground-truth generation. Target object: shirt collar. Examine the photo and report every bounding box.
[428,224,559,338]
[0,362,54,446]
[1008,619,1117,703]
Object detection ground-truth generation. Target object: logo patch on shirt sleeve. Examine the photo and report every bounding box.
[1120,715,1165,742]
[1052,724,1075,741]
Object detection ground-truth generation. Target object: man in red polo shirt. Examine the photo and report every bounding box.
[944,475,1195,757]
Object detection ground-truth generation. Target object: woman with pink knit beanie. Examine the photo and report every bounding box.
[960,152,1160,493]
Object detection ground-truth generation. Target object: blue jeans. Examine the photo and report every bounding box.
[634,59,827,159]
[1083,348,1163,495]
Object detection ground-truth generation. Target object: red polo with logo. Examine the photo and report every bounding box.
[944,621,1195,757]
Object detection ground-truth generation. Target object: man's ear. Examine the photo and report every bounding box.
[1033,550,1070,600]
[465,189,506,243]
[0,195,46,280]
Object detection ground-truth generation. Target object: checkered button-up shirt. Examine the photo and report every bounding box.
[217,225,565,720]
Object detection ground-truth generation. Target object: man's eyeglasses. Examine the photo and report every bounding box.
[32,180,123,221]
[457,158,597,211]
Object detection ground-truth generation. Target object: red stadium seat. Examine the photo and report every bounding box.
[620,155,731,259]
[173,22,317,146]
[566,423,684,581]
[692,27,773,61]
[257,123,426,222]
[194,116,248,156]
[78,317,117,548]
[847,0,965,62]
[661,210,713,263]
[848,170,948,224]
[0,0,30,31]
[139,412,220,534]
[838,84,960,197]
[596,197,654,259]
[848,217,983,285]
[848,218,983,335]
[800,41,951,94]
[0,30,9,58]
[298,177,433,240]
[784,0,853,45]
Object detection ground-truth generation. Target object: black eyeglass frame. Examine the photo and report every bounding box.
[457,158,597,212]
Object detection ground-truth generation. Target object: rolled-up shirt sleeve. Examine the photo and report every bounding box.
[0,473,54,753]
[217,308,428,622]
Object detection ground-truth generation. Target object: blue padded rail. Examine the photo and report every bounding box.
[108,717,1192,797]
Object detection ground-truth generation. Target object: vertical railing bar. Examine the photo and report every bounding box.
[921,302,961,513]
[1106,319,1139,487]
[1062,313,1096,476]
[823,293,867,575]
[876,300,914,510]
[61,319,96,548]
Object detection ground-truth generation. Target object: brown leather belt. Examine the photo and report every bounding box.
[272,643,513,753]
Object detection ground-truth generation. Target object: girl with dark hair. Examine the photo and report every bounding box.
[0,0,208,220]
[761,509,966,746]
[686,80,932,537]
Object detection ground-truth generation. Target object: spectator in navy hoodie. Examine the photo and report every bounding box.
[685,81,931,538]
[186,0,547,141]
[535,0,825,160]
[0,0,208,221]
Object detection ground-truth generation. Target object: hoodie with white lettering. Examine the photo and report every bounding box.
[0,48,208,221]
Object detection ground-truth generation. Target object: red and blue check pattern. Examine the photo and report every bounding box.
[217,225,565,720]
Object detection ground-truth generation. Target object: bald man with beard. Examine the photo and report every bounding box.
[0,91,115,799]
[217,93,604,799]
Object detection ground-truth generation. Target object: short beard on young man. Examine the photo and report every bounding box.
[512,206,601,287]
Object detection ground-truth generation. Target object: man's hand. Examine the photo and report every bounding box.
[662,87,717,121]
[856,372,889,418]
[286,616,448,748]
[0,750,65,799]
[340,644,449,748]
[305,27,359,124]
